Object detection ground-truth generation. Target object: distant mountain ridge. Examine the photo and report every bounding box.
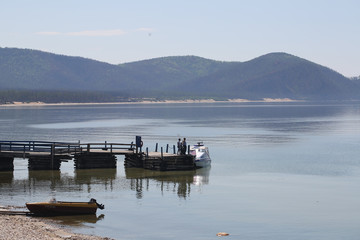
[0,47,359,102]
[179,53,359,100]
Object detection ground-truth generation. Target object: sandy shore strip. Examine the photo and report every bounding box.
[0,206,113,240]
[0,98,296,107]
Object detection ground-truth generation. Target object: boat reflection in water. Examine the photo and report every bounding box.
[192,167,211,186]
[46,214,105,226]
[125,167,211,199]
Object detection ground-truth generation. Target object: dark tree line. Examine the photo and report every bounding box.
[0,90,131,104]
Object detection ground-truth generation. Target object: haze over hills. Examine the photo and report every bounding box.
[0,47,359,103]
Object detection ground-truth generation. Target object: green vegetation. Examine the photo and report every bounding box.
[1,47,359,103]
[0,90,131,104]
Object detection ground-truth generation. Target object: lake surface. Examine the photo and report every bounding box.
[0,102,360,240]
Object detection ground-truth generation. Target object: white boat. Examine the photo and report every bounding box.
[190,142,211,168]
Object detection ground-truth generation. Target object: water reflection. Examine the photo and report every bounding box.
[0,169,117,198]
[125,167,210,199]
[28,170,61,183]
[0,171,14,184]
[74,168,117,192]
[0,166,211,201]
[27,170,82,195]
[45,214,105,226]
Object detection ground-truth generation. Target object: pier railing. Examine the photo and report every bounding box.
[0,141,135,156]
[0,141,78,154]
[77,142,135,154]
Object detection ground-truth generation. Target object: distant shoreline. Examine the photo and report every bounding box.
[0,98,297,107]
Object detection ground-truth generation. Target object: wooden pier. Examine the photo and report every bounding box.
[125,152,195,171]
[0,140,195,171]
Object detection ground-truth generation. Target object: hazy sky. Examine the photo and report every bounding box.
[1,0,359,77]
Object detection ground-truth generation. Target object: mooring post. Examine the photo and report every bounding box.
[187,145,190,154]
[51,143,55,170]
[87,144,90,152]
[136,136,142,154]
[161,147,163,160]
[155,143,158,152]
[146,147,149,157]
[22,144,26,159]
[173,145,175,154]
[166,144,169,153]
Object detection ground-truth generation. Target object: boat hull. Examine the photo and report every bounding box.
[26,201,98,216]
[195,158,211,168]
[190,142,212,168]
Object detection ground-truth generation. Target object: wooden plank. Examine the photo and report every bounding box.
[0,210,31,215]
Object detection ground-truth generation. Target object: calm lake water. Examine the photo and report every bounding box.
[0,102,360,240]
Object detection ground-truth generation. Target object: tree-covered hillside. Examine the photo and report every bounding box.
[177,53,359,100]
[0,47,359,102]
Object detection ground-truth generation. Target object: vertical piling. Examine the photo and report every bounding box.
[28,155,61,170]
[0,156,14,171]
[74,152,117,169]
[51,143,55,170]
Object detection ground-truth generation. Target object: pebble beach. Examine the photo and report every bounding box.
[0,206,112,240]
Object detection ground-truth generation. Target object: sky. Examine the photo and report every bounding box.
[1,0,359,77]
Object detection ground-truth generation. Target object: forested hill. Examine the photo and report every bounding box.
[0,47,359,102]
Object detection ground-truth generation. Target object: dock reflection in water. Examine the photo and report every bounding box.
[125,167,211,199]
[0,164,211,205]
[27,170,84,194]
[0,171,14,185]
[74,168,117,192]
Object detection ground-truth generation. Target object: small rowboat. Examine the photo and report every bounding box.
[26,198,104,216]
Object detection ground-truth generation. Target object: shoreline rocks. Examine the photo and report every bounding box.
[0,206,113,240]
